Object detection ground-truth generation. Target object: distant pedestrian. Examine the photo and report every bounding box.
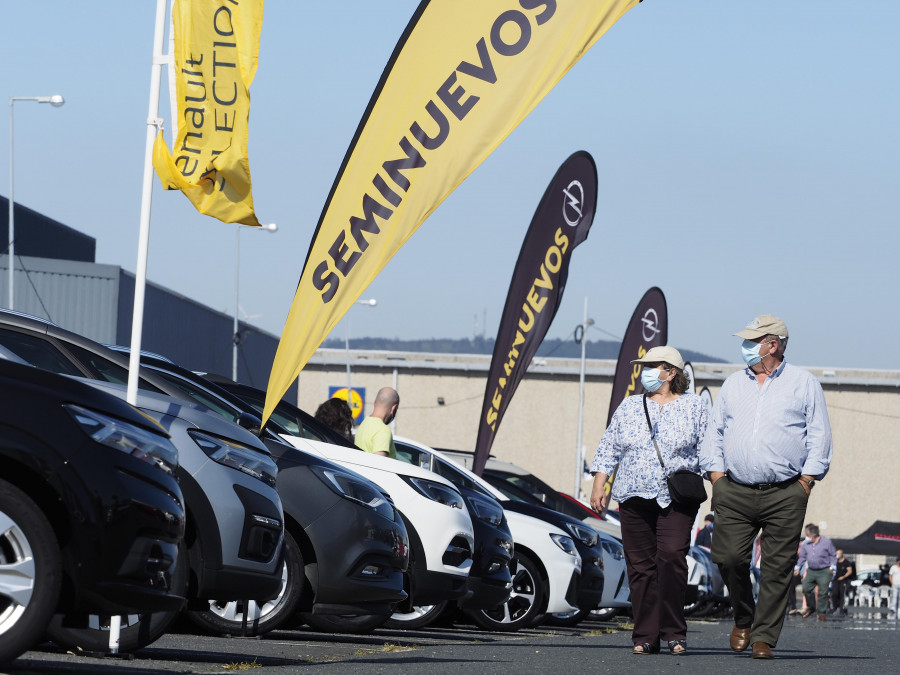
[354,386,399,459]
[314,397,354,441]
[832,549,855,615]
[890,557,900,618]
[700,314,833,660]
[590,346,707,656]
[695,513,714,548]
[796,523,837,620]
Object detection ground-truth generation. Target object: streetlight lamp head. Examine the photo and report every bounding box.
[260,222,277,232]
[364,299,377,306]
[48,95,65,107]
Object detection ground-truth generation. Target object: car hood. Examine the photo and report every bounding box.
[76,378,270,453]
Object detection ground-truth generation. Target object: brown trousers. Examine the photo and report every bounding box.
[618,497,698,646]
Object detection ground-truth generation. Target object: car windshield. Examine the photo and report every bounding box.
[144,366,242,423]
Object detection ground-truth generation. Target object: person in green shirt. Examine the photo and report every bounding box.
[354,387,399,459]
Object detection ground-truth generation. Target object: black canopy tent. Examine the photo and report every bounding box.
[831,521,900,556]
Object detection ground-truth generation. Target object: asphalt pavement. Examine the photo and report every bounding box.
[3,605,898,675]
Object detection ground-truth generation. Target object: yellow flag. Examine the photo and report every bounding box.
[152,0,264,226]
[263,0,640,423]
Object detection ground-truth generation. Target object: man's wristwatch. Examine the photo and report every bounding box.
[799,477,815,490]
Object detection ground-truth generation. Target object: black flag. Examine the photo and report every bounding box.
[473,151,597,476]
[606,287,668,425]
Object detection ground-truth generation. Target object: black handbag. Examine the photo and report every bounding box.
[642,395,707,506]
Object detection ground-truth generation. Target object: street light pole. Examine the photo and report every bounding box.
[233,222,277,381]
[8,95,64,309]
[346,298,377,398]
[575,297,594,496]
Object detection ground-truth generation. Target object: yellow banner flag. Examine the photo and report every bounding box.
[263,0,640,423]
[152,0,264,226]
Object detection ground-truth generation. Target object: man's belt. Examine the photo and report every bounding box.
[728,474,801,491]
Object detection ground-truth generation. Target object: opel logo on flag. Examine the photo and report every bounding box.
[562,180,585,227]
[642,308,661,342]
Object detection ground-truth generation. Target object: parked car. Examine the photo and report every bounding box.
[439,451,622,538]
[440,451,630,623]
[0,360,185,664]
[98,351,412,634]
[200,378,482,631]
[0,313,287,648]
[0,313,414,639]
[391,437,588,631]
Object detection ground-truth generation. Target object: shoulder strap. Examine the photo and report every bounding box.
[642,394,667,471]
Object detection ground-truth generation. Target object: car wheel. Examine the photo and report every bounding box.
[545,607,590,627]
[588,606,620,621]
[384,601,448,630]
[0,480,62,664]
[46,543,188,653]
[301,612,390,634]
[187,530,304,637]
[465,552,544,632]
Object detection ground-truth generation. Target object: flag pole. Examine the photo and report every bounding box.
[126,0,169,407]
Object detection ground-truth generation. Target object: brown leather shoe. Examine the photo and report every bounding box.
[752,642,774,659]
[800,608,815,618]
[730,625,751,652]
[817,614,826,622]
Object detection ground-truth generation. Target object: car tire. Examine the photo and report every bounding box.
[0,480,62,665]
[46,543,188,653]
[588,606,620,621]
[384,601,448,630]
[187,530,304,637]
[465,552,544,632]
[301,612,390,634]
[545,607,591,627]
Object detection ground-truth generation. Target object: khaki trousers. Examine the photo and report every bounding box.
[710,477,809,647]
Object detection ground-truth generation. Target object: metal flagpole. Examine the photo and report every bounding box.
[126,0,168,408]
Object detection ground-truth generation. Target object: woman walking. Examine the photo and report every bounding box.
[589,346,708,655]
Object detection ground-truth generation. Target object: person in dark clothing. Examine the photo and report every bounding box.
[696,513,714,548]
[831,550,855,614]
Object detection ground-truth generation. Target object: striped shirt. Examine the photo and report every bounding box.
[699,360,832,484]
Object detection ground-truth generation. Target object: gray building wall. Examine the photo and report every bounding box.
[0,255,286,395]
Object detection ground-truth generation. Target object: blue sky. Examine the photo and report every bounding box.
[2,1,898,370]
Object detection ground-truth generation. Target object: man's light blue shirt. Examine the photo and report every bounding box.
[699,360,833,484]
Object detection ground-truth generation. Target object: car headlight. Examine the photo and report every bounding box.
[464,493,504,526]
[189,430,277,487]
[65,404,178,475]
[550,533,578,557]
[565,522,599,547]
[600,540,625,560]
[402,476,464,509]
[311,466,395,520]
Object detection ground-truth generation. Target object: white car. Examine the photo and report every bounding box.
[277,435,475,629]
[393,436,583,631]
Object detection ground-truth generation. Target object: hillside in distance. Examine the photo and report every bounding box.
[323,336,726,364]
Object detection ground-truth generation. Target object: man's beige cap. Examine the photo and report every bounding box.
[734,314,789,340]
[631,345,685,371]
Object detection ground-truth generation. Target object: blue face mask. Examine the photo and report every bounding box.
[641,368,663,392]
[741,340,764,367]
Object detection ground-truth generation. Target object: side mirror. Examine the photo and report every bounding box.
[237,411,263,436]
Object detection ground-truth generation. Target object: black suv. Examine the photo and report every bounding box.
[0,360,185,664]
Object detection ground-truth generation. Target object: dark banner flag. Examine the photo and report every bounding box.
[605,286,668,425]
[472,151,597,476]
[598,286,667,503]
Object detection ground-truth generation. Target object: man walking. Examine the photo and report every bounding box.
[832,549,855,615]
[354,386,400,459]
[700,314,833,659]
[796,524,837,620]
